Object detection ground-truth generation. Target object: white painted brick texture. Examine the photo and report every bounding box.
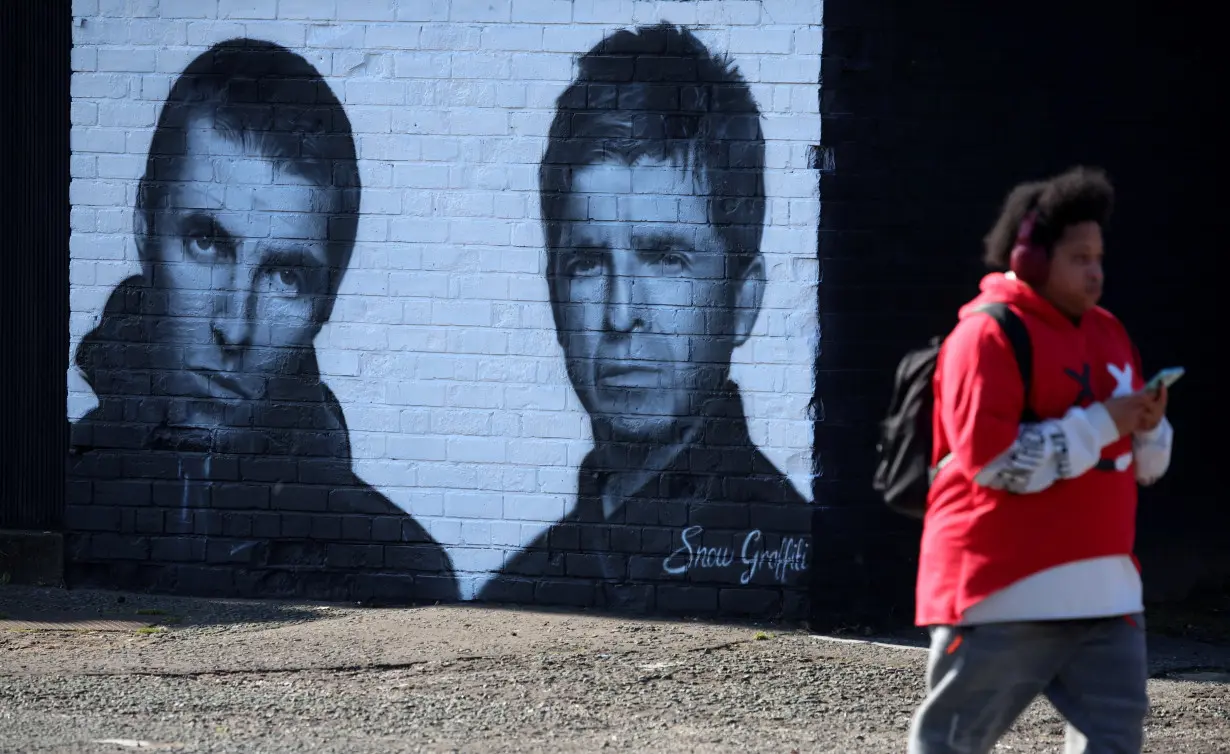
[69,0,823,593]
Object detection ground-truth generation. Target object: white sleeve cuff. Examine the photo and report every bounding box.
[1085,402,1122,448]
[1136,416,1171,443]
[1134,416,1173,485]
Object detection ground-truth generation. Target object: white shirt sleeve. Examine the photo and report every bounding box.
[972,403,1122,494]
[1133,417,1173,486]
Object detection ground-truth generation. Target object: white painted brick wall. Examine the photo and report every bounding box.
[69,0,823,597]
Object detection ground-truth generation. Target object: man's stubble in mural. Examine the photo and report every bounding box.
[558,162,763,453]
[143,122,335,440]
[478,24,812,611]
[68,39,456,602]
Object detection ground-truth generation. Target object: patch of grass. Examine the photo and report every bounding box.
[135,626,167,635]
[753,631,772,641]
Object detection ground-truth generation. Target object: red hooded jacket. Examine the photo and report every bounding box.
[916,273,1145,626]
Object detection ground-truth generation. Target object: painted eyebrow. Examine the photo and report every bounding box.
[631,230,698,252]
[180,211,236,246]
[260,246,326,271]
[561,228,611,250]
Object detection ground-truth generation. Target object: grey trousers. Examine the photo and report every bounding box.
[907,614,1149,754]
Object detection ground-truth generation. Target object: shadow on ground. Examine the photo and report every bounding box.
[1146,586,1230,645]
[0,585,353,630]
[6,583,1230,680]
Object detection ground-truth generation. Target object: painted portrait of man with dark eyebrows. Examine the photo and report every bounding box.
[68,39,456,602]
[480,25,811,612]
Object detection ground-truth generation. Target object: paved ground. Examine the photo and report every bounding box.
[2,587,1230,753]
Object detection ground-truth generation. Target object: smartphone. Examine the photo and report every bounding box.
[1145,367,1184,391]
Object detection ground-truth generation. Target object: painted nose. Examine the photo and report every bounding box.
[211,282,255,354]
[604,272,642,333]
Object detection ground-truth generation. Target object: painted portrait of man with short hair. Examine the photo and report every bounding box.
[480,24,811,612]
[68,39,456,602]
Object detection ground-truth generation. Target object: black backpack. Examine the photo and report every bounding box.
[872,302,1033,520]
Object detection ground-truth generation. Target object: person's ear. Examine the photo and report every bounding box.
[552,300,567,347]
[544,241,568,347]
[132,208,154,281]
[547,268,566,347]
[133,206,146,234]
[731,253,766,347]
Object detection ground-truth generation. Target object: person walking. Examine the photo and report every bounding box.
[908,166,1174,753]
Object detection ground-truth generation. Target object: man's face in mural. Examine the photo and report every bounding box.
[143,117,337,428]
[554,158,764,444]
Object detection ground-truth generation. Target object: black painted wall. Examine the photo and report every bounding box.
[814,0,1223,628]
[0,1,71,531]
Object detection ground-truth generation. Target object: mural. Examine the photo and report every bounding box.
[66,5,821,616]
[479,26,811,609]
[67,41,455,601]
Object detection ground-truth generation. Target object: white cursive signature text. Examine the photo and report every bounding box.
[662,525,810,584]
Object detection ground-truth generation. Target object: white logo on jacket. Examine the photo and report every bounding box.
[1107,362,1134,397]
[1106,362,1135,471]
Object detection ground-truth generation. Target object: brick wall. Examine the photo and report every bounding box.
[66,0,823,618]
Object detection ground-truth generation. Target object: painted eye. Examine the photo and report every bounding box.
[661,252,687,270]
[264,267,304,295]
[567,254,604,276]
[652,250,690,273]
[184,234,218,260]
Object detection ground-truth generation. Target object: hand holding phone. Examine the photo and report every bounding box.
[1145,367,1184,392]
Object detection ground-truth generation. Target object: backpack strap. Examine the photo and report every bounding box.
[973,302,1037,423]
[930,302,1037,481]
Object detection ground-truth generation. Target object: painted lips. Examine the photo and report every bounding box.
[188,369,260,401]
[596,362,660,388]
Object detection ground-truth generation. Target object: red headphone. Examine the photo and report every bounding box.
[1008,209,1049,287]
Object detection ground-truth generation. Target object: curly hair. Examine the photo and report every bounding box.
[983,166,1115,269]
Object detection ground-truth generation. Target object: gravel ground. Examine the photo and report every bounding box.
[2,586,1230,753]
